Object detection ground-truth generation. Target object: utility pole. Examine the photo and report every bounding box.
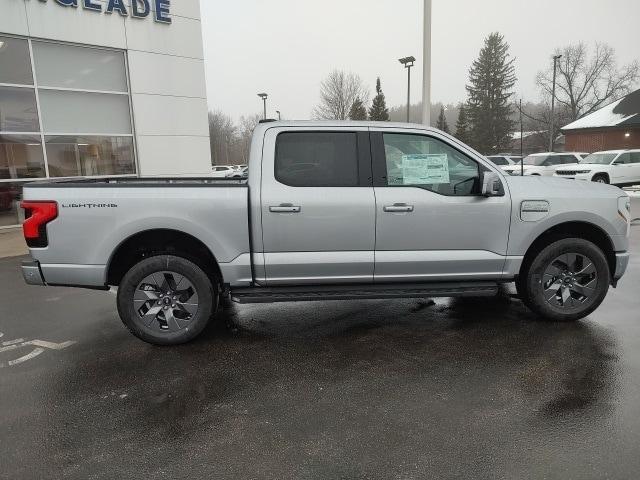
[276,110,281,121]
[421,0,432,126]
[549,54,562,152]
[399,56,416,123]
[519,99,524,176]
[257,93,268,120]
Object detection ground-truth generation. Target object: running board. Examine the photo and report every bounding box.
[231,282,499,304]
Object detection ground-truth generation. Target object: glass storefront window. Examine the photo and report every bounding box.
[0,86,40,132]
[45,136,135,178]
[0,37,137,227]
[0,182,24,227]
[0,135,46,179]
[33,41,127,93]
[39,90,132,135]
[0,36,33,86]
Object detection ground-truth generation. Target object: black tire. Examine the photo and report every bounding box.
[519,238,610,322]
[117,255,217,345]
[592,174,609,184]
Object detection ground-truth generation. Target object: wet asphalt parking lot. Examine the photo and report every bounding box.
[1,200,639,479]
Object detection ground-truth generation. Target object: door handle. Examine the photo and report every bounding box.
[269,203,301,213]
[383,203,414,213]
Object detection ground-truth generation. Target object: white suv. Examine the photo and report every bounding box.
[211,166,236,178]
[554,150,640,186]
[502,152,587,176]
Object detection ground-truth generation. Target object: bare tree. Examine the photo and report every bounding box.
[236,114,262,164]
[313,70,369,120]
[208,111,236,166]
[536,42,640,122]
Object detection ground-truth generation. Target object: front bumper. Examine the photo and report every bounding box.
[613,252,630,284]
[21,260,45,286]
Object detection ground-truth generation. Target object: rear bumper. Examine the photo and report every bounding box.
[613,252,630,283]
[21,260,45,286]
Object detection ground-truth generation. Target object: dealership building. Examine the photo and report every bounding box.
[0,0,211,228]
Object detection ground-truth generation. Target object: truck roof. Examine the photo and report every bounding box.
[253,120,439,135]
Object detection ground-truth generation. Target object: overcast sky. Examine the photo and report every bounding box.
[201,0,640,121]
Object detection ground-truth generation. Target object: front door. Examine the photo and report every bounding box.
[260,127,375,285]
[371,129,512,282]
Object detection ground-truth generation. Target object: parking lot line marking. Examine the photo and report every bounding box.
[28,340,76,350]
[0,344,19,354]
[8,348,45,366]
[2,338,25,347]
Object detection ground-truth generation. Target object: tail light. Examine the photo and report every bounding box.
[20,201,58,248]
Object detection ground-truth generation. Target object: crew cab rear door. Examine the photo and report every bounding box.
[259,127,375,285]
[370,128,512,282]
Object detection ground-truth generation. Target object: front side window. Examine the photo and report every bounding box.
[582,153,617,165]
[630,152,640,164]
[615,153,631,165]
[382,133,480,196]
[275,132,358,187]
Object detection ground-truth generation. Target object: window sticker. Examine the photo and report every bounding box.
[401,154,450,185]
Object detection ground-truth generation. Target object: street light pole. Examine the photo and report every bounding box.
[549,54,562,152]
[276,110,281,120]
[257,93,268,120]
[422,0,432,126]
[399,56,416,123]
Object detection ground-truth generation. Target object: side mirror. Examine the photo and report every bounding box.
[481,171,504,197]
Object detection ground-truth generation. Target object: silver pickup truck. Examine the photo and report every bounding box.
[20,121,631,345]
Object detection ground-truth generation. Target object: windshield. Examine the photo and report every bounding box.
[581,153,618,165]
[522,155,550,166]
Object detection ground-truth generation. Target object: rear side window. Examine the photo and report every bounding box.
[275,132,358,187]
[630,152,640,164]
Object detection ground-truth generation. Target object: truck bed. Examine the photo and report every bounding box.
[22,178,252,288]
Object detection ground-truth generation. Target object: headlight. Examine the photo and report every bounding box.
[618,196,631,221]
[575,170,591,174]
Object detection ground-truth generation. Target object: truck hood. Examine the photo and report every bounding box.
[503,174,623,198]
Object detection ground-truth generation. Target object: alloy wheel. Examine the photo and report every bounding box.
[542,253,597,309]
[134,271,199,332]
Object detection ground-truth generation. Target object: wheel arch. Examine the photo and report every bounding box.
[519,221,616,282]
[107,229,223,287]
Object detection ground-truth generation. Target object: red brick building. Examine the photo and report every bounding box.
[562,89,640,153]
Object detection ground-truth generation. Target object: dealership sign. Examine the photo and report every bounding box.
[33,0,172,24]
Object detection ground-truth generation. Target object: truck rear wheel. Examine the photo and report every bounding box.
[519,238,610,322]
[117,255,217,345]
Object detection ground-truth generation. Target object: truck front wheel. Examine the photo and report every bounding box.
[117,255,217,345]
[519,238,610,322]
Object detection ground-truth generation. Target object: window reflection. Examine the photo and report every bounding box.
[45,136,135,177]
[0,182,23,227]
[0,86,40,132]
[0,135,46,179]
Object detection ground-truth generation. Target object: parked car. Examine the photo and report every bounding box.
[486,155,522,167]
[554,150,640,186]
[231,166,249,179]
[211,165,236,178]
[20,121,630,345]
[502,152,588,176]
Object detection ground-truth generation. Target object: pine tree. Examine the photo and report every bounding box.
[454,103,471,144]
[436,106,450,133]
[349,97,368,120]
[369,78,390,121]
[465,32,516,153]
